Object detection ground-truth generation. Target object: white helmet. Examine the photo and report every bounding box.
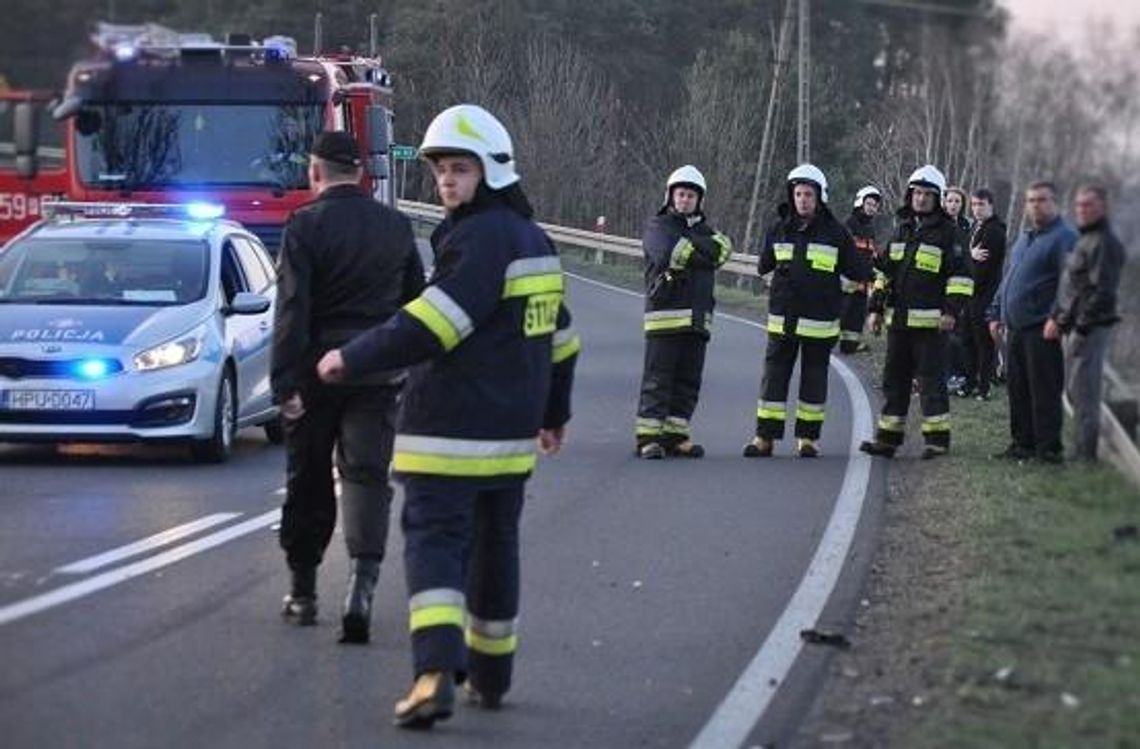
[419,104,519,190]
[787,163,829,203]
[907,164,947,195]
[662,164,707,209]
[853,185,882,208]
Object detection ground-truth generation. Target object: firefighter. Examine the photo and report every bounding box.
[743,164,871,458]
[635,165,733,459]
[316,104,579,728]
[859,165,974,459]
[839,185,882,354]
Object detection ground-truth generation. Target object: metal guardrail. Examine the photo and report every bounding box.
[399,198,1140,489]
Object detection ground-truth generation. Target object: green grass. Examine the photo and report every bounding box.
[891,388,1140,748]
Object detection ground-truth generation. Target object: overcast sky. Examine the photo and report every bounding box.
[1003,0,1140,44]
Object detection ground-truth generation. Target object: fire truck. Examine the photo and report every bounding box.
[0,22,396,251]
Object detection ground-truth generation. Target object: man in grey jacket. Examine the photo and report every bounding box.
[988,181,1078,463]
[1045,185,1126,461]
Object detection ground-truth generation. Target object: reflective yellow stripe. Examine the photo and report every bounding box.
[906,308,941,329]
[645,309,693,331]
[503,273,564,298]
[840,330,861,342]
[405,297,461,351]
[663,416,689,435]
[767,314,786,334]
[636,417,664,436]
[774,242,794,262]
[878,415,906,433]
[757,400,786,420]
[914,244,943,273]
[796,402,826,422]
[466,630,518,656]
[393,435,536,477]
[795,318,841,339]
[889,242,906,261]
[946,276,975,297]
[806,243,838,272]
[921,413,951,433]
[670,237,694,269]
[552,332,581,363]
[410,605,465,632]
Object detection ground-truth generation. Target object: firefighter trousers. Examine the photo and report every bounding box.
[755,334,833,441]
[874,328,951,448]
[279,383,399,571]
[838,291,868,353]
[402,477,524,697]
[636,333,707,447]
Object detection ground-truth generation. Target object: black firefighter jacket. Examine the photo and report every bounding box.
[272,183,425,403]
[642,210,733,339]
[761,205,871,340]
[870,207,972,330]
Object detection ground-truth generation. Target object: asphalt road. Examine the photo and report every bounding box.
[0,272,884,749]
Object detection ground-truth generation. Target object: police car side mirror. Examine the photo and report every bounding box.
[225,292,271,316]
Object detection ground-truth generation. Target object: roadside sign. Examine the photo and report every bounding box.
[391,145,418,160]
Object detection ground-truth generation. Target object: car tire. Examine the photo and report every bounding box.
[190,368,236,464]
[263,416,285,445]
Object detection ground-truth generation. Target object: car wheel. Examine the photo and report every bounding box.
[190,368,236,464]
[263,416,285,445]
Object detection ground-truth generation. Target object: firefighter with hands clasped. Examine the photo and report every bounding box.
[860,164,974,459]
[316,104,579,729]
[839,185,883,354]
[634,165,734,459]
[743,164,871,459]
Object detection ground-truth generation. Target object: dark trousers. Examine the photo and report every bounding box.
[838,290,868,353]
[279,384,399,570]
[1006,323,1064,456]
[875,328,951,448]
[961,298,997,395]
[755,335,834,441]
[1065,326,1111,460]
[402,478,525,696]
[636,333,707,447]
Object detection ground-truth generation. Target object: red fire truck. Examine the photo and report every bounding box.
[0,22,396,250]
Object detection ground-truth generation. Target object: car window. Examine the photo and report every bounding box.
[220,243,249,304]
[232,236,272,293]
[0,237,208,305]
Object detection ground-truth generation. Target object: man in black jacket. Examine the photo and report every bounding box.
[957,188,1007,400]
[272,131,425,641]
[1046,184,1126,461]
[635,165,733,459]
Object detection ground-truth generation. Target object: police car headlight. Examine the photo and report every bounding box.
[134,326,206,372]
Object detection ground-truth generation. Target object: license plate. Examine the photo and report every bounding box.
[1,389,96,411]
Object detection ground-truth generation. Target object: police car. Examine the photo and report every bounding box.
[0,202,281,462]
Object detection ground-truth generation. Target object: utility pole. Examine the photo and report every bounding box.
[797,0,811,163]
[742,0,796,255]
[313,12,323,55]
[369,13,379,57]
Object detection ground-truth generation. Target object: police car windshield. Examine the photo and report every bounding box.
[73,103,324,191]
[0,238,208,306]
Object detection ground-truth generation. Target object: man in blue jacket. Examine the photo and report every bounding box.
[988,181,1078,463]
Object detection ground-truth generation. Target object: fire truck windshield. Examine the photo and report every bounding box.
[73,102,324,191]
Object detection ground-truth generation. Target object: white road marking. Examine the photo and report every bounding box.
[564,272,876,748]
[0,509,280,628]
[56,513,242,575]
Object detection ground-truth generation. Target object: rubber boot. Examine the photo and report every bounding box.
[638,442,666,460]
[463,681,504,710]
[742,436,774,458]
[394,671,455,729]
[796,438,819,458]
[668,439,705,458]
[282,566,317,626]
[340,556,380,644]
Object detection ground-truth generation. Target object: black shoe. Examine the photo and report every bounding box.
[668,440,705,458]
[992,444,1032,461]
[859,440,896,458]
[340,557,380,644]
[282,567,317,626]
[463,682,504,710]
[638,442,666,460]
[742,437,774,458]
[921,444,949,460]
[394,672,455,729]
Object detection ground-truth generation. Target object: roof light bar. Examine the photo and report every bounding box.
[43,201,226,221]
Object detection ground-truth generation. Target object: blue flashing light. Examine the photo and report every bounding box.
[75,358,112,380]
[185,202,225,221]
[113,43,138,62]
